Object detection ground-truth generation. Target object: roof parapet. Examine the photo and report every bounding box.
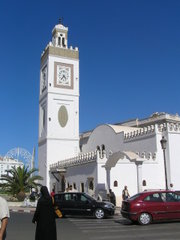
[50,151,97,170]
[124,125,155,140]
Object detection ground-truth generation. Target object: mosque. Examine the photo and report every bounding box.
[38,22,180,206]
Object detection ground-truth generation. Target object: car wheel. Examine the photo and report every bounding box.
[138,213,152,225]
[94,208,105,219]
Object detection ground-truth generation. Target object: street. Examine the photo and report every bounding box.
[8,212,180,240]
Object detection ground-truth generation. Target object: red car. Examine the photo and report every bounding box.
[121,190,180,225]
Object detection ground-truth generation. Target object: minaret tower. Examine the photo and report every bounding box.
[38,21,79,188]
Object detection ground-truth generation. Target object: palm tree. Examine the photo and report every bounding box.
[0,166,43,201]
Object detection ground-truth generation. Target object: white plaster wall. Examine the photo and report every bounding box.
[38,143,47,186]
[65,162,97,192]
[97,160,107,184]
[96,159,109,196]
[142,160,165,190]
[82,125,124,156]
[47,139,79,164]
[123,134,157,153]
[47,94,79,140]
[82,125,157,158]
[110,162,137,206]
[167,131,180,190]
[39,99,47,139]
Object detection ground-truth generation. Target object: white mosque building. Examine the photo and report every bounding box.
[38,22,180,206]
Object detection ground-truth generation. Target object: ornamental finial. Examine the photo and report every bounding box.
[59,17,63,25]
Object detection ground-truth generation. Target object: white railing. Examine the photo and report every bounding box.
[50,151,97,170]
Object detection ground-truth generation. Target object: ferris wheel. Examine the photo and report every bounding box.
[3,147,33,169]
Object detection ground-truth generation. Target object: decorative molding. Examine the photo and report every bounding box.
[167,123,180,132]
[157,123,180,132]
[157,123,167,132]
[41,45,79,63]
[124,125,155,141]
[136,151,156,161]
[50,151,97,170]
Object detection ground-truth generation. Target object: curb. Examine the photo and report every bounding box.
[9,208,35,213]
[9,209,120,215]
[9,207,120,215]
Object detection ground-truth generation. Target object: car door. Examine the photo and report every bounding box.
[162,192,180,219]
[61,193,79,215]
[143,193,167,220]
[76,193,93,216]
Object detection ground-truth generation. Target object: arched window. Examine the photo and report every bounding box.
[89,180,94,190]
[96,146,100,151]
[58,37,61,46]
[73,183,77,190]
[114,180,118,187]
[101,144,105,151]
[62,37,66,47]
[143,180,146,186]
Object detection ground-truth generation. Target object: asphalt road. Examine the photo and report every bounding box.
[7,212,180,240]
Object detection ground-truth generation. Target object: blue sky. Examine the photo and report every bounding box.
[0,0,180,163]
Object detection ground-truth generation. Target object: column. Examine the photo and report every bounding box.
[136,161,143,193]
[105,167,111,191]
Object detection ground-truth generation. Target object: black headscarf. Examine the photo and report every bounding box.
[40,186,51,200]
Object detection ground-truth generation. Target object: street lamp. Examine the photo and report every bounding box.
[160,136,168,190]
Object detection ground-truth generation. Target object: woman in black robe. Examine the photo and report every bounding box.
[32,186,57,240]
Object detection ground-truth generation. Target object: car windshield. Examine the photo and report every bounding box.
[128,193,141,201]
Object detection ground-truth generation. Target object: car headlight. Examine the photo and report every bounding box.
[104,204,113,208]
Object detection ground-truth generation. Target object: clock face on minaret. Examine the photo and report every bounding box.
[54,62,73,89]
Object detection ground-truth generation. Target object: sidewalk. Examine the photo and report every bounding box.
[9,206,36,213]
[9,205,120,215]
[8,201,36,213]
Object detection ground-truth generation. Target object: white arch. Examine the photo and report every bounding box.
[104,150,145,193]
[105,151,142,169]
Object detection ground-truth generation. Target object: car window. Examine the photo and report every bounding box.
[174,193,180,202]
[54,194,62,201]
[144,193,163,202]
[80,195,89,202]
[128,193,141,201]
[64,193,78,201]
[163,192,180,202]
[83,193,95,201]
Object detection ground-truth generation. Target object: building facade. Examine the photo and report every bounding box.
[50,113,180,205]
[0,156,24,183]
[39,23,180,206]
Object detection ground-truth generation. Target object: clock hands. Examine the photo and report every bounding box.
[57,67,70,86]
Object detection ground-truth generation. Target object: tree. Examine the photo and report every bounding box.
[0,166,43,201]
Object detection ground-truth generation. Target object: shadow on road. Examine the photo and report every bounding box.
[114,219,135,225]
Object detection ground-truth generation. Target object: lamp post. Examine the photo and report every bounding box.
[160,136,168,190]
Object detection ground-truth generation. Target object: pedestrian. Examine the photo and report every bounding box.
[109,189,116,206]
[122,186,130,200]
[50,188,55,197]
[0,196,10,240]
[32,186,57,240]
